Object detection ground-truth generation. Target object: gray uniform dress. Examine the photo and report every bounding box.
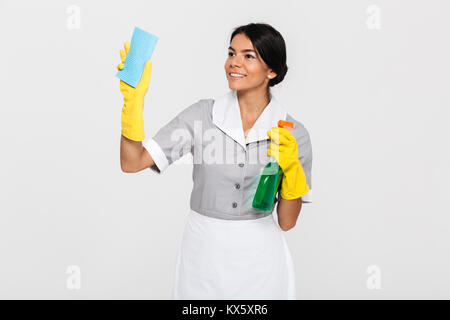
[144,89,312,220]
[143,89,313,299]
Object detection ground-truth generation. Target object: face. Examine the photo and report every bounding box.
[225,33,277,92]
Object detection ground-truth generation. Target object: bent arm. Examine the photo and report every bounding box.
[120,134,154,173]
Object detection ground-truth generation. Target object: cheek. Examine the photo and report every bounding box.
[245,60,262,72]
[247,64,266,79]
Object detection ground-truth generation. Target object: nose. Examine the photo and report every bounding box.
[229,55,243,68]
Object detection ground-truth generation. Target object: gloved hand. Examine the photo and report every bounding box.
[267,127,310,200]
[117,41,153,141]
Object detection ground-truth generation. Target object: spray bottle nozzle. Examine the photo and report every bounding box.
[277,120,294,130]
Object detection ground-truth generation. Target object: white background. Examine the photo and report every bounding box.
[0,0,449,299]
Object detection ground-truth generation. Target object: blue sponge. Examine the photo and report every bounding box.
[116,27,158,88]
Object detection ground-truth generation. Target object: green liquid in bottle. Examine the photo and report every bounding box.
[252,160,283,211]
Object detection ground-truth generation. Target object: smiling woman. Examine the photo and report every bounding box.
[225,24,288,93]
[169,23,306,300]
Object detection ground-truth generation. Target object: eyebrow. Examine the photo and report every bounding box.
[228,46,257,54]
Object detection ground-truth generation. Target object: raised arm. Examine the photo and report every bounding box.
[116,41,154,173]
[120,135,154,173]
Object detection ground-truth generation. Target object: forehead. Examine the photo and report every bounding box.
[230,33,254,49]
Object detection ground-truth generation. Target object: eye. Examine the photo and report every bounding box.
[228,52,255,59]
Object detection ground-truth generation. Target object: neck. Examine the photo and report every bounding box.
[236,86,271,120]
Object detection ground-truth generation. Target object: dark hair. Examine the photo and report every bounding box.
[230,23,288,88]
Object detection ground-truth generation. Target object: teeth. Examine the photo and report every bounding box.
[230,73,246,77]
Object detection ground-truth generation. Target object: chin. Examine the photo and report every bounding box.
[227,82,247,91]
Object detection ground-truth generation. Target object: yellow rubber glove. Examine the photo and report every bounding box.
[117,41,153,141]
[267,127,310,200]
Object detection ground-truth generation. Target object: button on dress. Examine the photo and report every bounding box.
[143,89,313,299]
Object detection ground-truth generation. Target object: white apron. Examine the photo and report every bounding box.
[172,209,296,300]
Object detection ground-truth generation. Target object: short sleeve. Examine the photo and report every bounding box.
[298,130,313,203]
[143,100,204,174]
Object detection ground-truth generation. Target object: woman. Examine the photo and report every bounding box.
[119,23,313,299]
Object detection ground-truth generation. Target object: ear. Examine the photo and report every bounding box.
[268,70,277,79]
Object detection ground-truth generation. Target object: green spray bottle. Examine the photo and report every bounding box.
[252,120,294,211]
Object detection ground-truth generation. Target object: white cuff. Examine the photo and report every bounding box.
[143,138,170,174]
[301,189,312,203]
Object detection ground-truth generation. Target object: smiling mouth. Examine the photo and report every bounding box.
[229,72,247,79]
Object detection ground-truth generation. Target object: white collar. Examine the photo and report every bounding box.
[212,90,287,149]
